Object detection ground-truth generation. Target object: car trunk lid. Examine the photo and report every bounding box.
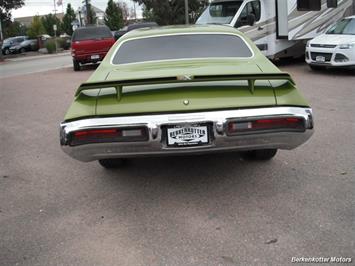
[72,38,115,55]
[92,60,280,116]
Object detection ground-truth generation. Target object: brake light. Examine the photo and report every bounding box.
[74,129,118,138]
[227,117,305,135]
[70,127,148,146]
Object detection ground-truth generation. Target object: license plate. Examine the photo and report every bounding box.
[91,55,100,60]
[167,125,209,146]
[316,56,325,62]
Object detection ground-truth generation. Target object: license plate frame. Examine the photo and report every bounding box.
[166,124,210,147]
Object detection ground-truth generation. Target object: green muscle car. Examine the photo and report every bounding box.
[60,25,314,168]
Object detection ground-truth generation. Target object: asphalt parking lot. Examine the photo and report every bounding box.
[0,61,354,265]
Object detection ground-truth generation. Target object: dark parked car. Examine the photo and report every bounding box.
[63,37,71,50]
[114,22,158,40]
[9,39,39,54]
[71,25,116,71]
[59,34,71,50]
[2,36,28,55]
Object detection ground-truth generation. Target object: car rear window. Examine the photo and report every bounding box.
[112,34,252,64]
[72,27,112,41]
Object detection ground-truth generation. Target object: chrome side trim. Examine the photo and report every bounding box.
[60,107,314,162]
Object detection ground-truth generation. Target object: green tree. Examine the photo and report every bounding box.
[0,0,25,39]
[133,0,208,25]
[104,0,124,30]
[85,1,97,25]
[0,0,24,22]
[27,15,45,38]
[62,3,76,35]
[41,14,62,37]
[121,2,131,24]
[142,4,155,21]
[3,21,27,38]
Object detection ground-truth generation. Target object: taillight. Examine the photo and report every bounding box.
[70,127,148,146]
[227,117,305,135]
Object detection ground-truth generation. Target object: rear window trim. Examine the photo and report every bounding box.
[110,32,255,66]
[72,26,113,42]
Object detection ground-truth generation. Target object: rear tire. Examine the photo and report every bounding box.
[98,158,127,169]
[309,65,325,71]
[73,59,80,71]
[240,149,278,161]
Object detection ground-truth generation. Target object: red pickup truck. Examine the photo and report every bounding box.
[71,26,115,71]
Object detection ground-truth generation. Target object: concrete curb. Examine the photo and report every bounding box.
[4,51,71,63]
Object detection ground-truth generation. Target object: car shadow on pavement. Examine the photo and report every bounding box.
[306,67,355,76]
[81,151,307,247]
[79,63,100,71]
[274,57,355,76]
[94,152,302,199]
[273,56,305,67]
[48,151,311,265]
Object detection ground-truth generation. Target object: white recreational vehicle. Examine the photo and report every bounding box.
[196,0,354,58]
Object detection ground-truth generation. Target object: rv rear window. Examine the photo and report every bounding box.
[112,34,253,64]
[297,0,321,11]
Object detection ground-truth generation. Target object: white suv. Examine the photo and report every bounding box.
[305,16,355,70]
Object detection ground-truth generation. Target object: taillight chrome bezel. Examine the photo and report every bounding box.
[226,116,306,136]
[68,126,149,146]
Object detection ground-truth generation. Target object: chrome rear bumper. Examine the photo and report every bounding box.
[60,107,313,162]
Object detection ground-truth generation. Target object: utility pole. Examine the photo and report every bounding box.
[0,19,3,61]
[184,0,189,25]
[53,0,57,15]
[84,0,90,24]
[0,19,3,41]
[53,0,57,53]
[78,8,83,27]
[133,1,137,21]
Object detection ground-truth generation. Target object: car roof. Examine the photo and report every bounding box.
[211,0,243,3]
[345,15,355,19]
[75,25,109,32]
[121,24,240,40]
[7,36,26,39]
[127,22,158,30]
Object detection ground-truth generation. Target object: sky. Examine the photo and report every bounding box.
[11,0,142,18]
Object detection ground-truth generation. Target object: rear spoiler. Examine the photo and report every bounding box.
[75,73,295,97]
